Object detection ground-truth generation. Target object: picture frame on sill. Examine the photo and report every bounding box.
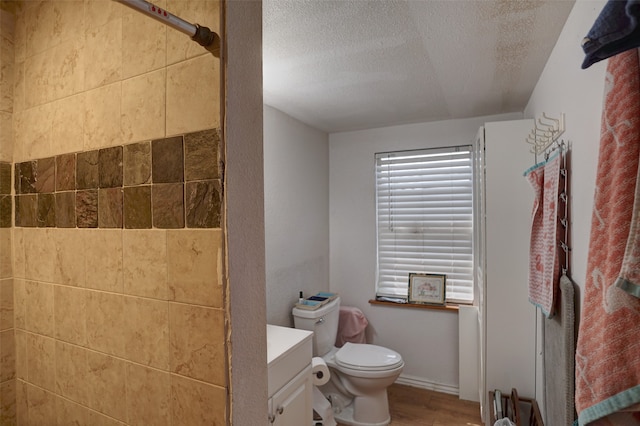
[408,273,446,305]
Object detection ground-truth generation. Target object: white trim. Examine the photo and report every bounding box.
[395,374,459,396]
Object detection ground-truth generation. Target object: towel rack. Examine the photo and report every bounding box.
[525,112,566,163]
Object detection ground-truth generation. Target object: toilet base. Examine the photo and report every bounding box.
[333,400,390,426]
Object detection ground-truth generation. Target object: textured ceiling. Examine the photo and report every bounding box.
[263,0,576,133]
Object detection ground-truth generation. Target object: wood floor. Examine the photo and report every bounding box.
[337,384,484,426]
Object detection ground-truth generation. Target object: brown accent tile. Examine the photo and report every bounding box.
[170,374,226,426]
[76,150,99,190]
[123,230,168,299]
[152,136,184,183]
[54,286,86,345]
[0,279,14,331]
[85,351,126,421]
[98,188,123,228]
[126,363,170,426]
[124,297,169,369]
[168,230,223,308]
[86,291,125,357]
[153,183,184,229]
[99,146,123,188]
[26,333,55,391]
[26,385,56,426]
[184,129,220,181]
[0,162,11,194]
[186,180,221,228]
[15,195,37,227]
[123,141,152,186]
[0,330,15,382]
[34,156,55,193]
[55,153,76,191]
[0,196,11,228]
[124,186,151,229]
[37,193,56,227]
[76,190,98,228]
[55,191,76,228]
[24,281,54,337]
[0,379,16,425]
[55,341,88,406]
[169,303,226,385]
[18,161,36,194]
[13,164,19,194]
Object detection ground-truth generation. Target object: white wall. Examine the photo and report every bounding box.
[263,105,330,326]
[329,113,521,390]
[525,0,608,413]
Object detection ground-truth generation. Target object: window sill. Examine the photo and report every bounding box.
[368,299,460,312]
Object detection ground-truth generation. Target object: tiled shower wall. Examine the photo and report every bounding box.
[1,1,227,424]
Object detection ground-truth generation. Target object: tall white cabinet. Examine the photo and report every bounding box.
[479,119,537,423]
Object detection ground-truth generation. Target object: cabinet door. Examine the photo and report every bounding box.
[272,366,312,426]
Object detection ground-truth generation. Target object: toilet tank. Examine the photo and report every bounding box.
[292,297,341,357]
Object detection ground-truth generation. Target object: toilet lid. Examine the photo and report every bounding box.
[335,343,403,371]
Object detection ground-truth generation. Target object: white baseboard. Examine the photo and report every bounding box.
[394,374,459,396]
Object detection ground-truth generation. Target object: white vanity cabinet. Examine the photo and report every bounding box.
[266,325,313,426]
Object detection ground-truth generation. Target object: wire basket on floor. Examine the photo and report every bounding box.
[489,388,543,426]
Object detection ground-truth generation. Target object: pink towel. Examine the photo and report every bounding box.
[336,306,368,347]
[575,48,640,425]
[525,153,562,317]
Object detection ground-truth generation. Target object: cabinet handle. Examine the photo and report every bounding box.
[277,406,284,415]
[268,414,275,423]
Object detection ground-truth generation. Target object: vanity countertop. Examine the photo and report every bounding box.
[266,324,313,395]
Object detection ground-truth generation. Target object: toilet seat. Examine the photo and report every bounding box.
[335,343,403,371]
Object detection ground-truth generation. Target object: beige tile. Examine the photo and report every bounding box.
[85,350,126,421]
[26,333,55,392]
[13,9,25,64]
[167,229,223,307]
[23,228,56,284]
[52,0,85,48]
[24,281,54,337]
[0,279,13,331]
[15,380,26,426]
[84,82,122,150]
[169,303,226,385]
[166,54,220,135]
[170,374,226,426]
[84,0,124,31]
[12,60,24,115]
[84,18,122,90]
[124,296,169,369]
[12,228,25,280]
[26,384,56,426]
[25,1,55,58]
[84,229,123,293]
[13,279,25,330]
[0,33,14,113]
[0,378,16,426]
[121,69,166,143]
[122,3,166,79]
[0,228,12,279]
[52,229,86,287]
[87,409,126,426]
[24,39,84,107]
[123,230,167,299]
[0,111,12,162]
[0,251,8,284]
[166,0,220,65]
[15,102,54,160]
[54,286,86,345]
[14,330,25,380]
[125,363,170,426]
[56,395,89,425]
[55,341,88,406]
[51,93,85,156]
[0,330,15,382]
[85,290,125,357]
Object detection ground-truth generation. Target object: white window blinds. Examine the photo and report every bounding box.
[375,146,474,304]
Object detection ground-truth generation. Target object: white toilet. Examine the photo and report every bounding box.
[292,297,403,426]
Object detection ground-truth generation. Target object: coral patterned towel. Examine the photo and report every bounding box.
[525,153,562,318]
[575,48,640,425]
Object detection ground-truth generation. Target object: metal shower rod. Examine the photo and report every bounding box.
[114,0,220,56]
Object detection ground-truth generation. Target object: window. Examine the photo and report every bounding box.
[375,146,474,304]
